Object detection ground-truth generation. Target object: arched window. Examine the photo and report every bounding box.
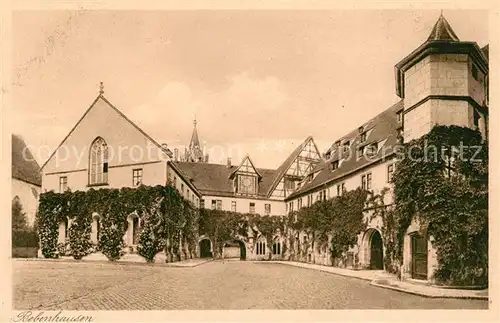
[256,237,266,255]
[89,137,109,185]
[272,237,281,255]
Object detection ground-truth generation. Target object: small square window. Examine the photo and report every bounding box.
[397,110,403,122]
[231,201,237,212]
[132,169,143,187]
[216,200,222,210]
[249,202,256,214]
[387,164,394,183]
[265,203,271,214]
[59,176,68,193]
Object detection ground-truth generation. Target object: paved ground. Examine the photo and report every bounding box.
[13,260,488,310]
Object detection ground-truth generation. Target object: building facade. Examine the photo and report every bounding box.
[284,14,488,282]
[39,14,487,273]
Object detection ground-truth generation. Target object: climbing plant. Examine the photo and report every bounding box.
[286,188,369,263]
[36,185,198,262]
[392,125,488,286]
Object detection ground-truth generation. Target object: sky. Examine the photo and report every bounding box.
[11,10,489,169]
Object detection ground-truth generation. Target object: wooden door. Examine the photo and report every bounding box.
[370,231,384,270]
[411,234,428,280]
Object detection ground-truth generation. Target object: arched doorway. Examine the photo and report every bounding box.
[199,239,212,258]
[237,240,246,260]
[370,230,384,270]
[132,217,140,245]
[411,233,428,280]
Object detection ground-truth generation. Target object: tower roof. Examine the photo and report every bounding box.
[189,119,201,149]
[427,13,460,42]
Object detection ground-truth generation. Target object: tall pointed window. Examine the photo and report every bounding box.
[89,137,108,185]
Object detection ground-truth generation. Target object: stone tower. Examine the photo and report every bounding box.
[395,13,489,142]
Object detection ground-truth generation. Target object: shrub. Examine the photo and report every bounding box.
[12,230,39,248]
[56,241,70,257]
[100,225,125,261]
[137,219,164,263]
[68,218,92,260]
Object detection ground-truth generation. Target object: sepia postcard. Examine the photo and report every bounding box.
[2,0,499,322]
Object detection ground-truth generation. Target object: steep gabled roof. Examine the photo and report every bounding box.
[12,134,42,186]
[41,94,173,170]
[287,100,403,200]
[266,136,321,197]
[173,161,276,198]
[229,155,262,179]
[427,13,460,42]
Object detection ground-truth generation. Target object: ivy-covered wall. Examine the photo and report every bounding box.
[386,125,488,286]
[37,125,488,286]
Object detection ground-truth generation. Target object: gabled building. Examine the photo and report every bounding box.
[284,13,488,281]
[40,83,323,259]
[12,134,42,227]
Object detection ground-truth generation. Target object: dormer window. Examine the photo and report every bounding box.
[331,160,339,170]
[366,142,379,157]
[342,141,350,153]
[360,132,367,143]
[357,146,365,159]
[335,141,341,148]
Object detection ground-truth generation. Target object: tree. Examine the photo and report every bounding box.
[12,197,28,231]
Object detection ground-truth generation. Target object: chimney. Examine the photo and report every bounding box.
[174,148,179,161]
[227,157,232,168]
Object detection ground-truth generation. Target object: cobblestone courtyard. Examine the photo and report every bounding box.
[13,260,488,310]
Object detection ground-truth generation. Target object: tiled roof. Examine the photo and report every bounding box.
[266,136,319,197]
[427,14,460,42]
[12,134,42,186]
[173,161,277,198]
[286,100,404,200]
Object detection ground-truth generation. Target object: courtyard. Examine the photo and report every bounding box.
[13,260,488,310]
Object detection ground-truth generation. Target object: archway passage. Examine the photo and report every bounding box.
[223,240,246,260]
[411,233,428,280]
[199,239,212,258]
[370,231,384,270]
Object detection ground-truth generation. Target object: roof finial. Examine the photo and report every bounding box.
[99,81,104,95]
[440,9,444,16]
[193,115,197,127]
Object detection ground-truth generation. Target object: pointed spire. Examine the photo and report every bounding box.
[190,119,200,149]
[99,81,104,95]
[427,12,460,42]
